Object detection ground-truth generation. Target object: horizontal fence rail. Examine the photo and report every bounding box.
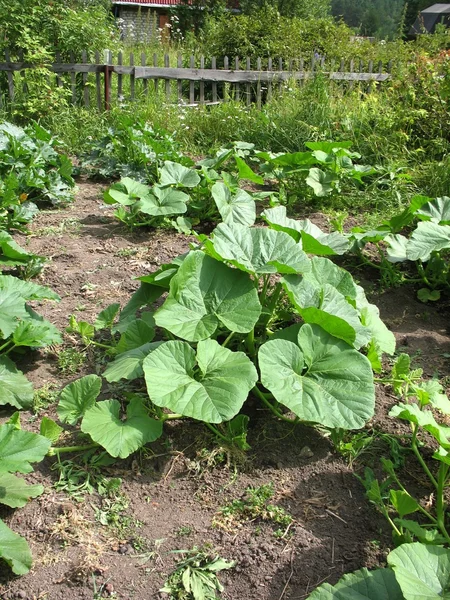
[0,50,393,111]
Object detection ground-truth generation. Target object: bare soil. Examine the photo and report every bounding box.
[1,182,450,600]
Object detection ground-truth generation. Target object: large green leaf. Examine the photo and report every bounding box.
[0,473,44,508]
[262,207,349,256]
[386,234,409,263]
[0,231,37,266]
[388,542,450,599]
[307,568,402,599]
[282,258,370,348]
[155,251,261,341]
[104,341,162,382]
[211,182,256,227]
[115,283,163,333]
[115,319,155,354]
[235,155,264,184]
[138,186,189,216]
[159,161,201,188]
[57,374,102,425]
[0,275,60,301]
[0,519,32,575]
[0,290,28,338]
[104,177,151,206]
[306,168,336,196]
[12,319,62,348]
[416,197,450,225]
[81,397,163,458]
[389,403,450,448]
[0,424,51,474]
[0,356,34,409]
[259,324,374,429]
[210,222,311,275]
[144,339,258,423]
[406,221,450,262]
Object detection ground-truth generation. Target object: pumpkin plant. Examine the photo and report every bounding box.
[55,206,395,458]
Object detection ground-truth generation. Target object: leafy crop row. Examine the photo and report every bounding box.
[0,121,75,232]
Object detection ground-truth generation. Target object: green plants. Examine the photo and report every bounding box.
[81,119,191,181]
[360,353,450,545]
[160,548,234,600]
[306,542,450,599]
[259,141,378,198]
[57,347,87,375]
[0,413,52,574]
[350,194,450,299]
[47,207,395,462]
[0,121,75,231]
[0,230,47,279]
[213,483,293,536]
[0,274,61,409]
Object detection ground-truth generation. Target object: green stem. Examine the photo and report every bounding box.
[246,328,256,356]
[266,282,283,314]
[436,463,450,543]
[0,340,13,354]
[91,340,114,351]
[411,425,438,488]
[205,422,229,443]
[390,466,438,524]
[253,385,299,424]
[222,331,235,348]
[259,275,270,306]
[161,413,184,421]
[49,443,99,455]
[416,260,432,287]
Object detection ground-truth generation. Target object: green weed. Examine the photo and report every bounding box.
[58,347,87,374]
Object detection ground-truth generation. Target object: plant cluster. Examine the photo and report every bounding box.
[102,139,379,231]
[0,121,75,231]
[81,119,188,181]
[160,548,234,600]
[0,413,52,575]
[214,483,293,536]
[0,275,62,410]
[52,180,396,461]
[359,353,450,546]
[351,194,450,300]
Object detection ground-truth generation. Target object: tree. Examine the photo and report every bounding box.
[239,0,331,17]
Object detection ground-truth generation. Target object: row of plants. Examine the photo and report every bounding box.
[0,121,72,571]
[0,121,75,232]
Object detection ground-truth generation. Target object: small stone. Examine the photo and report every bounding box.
[118,545,128,554]
[105,583,114,595]
[299,446,314,458]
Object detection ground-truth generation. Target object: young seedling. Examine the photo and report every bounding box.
[160,548,234,600]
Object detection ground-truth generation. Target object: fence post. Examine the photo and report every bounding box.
[211,56,218,103]
[82,50,89,108]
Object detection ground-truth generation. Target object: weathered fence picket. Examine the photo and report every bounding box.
[0,52,393,111]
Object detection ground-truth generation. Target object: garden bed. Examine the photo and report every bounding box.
[1,181,450,600]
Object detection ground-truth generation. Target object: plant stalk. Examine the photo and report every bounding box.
[49,443,99,455]
[253,385,299,424]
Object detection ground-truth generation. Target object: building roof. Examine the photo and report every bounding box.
[112,0,184,5]
[409,3,450,34]
[420,3,450,12]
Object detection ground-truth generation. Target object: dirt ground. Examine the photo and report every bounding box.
[1,181,450,600]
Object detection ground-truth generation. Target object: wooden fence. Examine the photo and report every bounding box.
[0,51,393,111]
